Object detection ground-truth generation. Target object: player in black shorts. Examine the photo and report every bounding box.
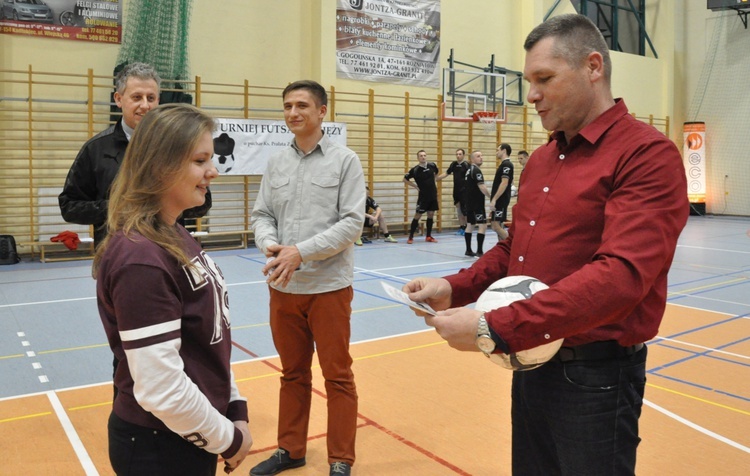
[463,151,491,257]
[490,143,514,240]
[403,149,439,244]
[437,148,470,235]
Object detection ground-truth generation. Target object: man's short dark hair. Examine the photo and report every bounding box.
[499,143,512,156]
[524,13,611,83]
[282,80,328,107]
[518,150,529,157]
[417,149,426,156]
[456,148,465,155]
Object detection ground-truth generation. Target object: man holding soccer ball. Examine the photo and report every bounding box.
[404,14,688,475]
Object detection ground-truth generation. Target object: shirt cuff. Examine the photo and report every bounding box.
[486,312,510,354]
[220,426,242,460]
[226,400,248,423]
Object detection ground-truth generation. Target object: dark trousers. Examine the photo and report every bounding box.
[108,412,218,476]
[511,345,647,475]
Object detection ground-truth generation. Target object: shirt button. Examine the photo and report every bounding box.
[518,256,524,262]
[544,334,551,340]
[543,187,549,192]
[559,154,565,160]
[530,220,536,226]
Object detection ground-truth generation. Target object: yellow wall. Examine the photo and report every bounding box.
[189,0,310,85]
[1,0,686,125]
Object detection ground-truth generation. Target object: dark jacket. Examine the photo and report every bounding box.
[59,120,211,246]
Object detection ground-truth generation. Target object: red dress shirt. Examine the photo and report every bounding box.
[445,99,689,351]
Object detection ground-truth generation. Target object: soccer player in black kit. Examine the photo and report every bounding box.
[403,149,440,244]
[437,148,470,235]
[463,150,491,256]
[490,143,515,240]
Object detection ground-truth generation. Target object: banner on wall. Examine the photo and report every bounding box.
[211,119,347,175]
[683,122,706,203]
[0,0,121,43]
[335,0,441,87]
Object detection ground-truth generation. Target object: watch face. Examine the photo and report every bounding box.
[476,335,496,354]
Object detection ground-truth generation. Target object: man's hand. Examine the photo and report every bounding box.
[425,307,483,352]
[223,421,253,473]
[402,277,452,316]
[490,198,497,208]
[263,244,302,288]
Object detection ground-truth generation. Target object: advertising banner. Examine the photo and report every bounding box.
[335,0,441,87]
[683,122,706,203]
[0,0,121,43]
[211,119,347,175]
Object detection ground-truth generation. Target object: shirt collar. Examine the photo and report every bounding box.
[291,130,329,156]
[550,98,628,149]
[121,120,135,141]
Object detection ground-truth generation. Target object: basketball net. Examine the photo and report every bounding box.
[473,111,498,133]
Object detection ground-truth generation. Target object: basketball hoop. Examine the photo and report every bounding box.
[473,111,498,132]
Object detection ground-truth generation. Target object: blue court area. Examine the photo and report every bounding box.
[0,229,488,399]
[1,216,749,408]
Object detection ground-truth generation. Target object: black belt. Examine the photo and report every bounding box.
[556,341,644,362]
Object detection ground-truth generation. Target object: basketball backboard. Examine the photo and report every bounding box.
[442,67,507,123]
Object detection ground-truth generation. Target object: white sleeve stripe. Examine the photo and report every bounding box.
[119,319,181,342]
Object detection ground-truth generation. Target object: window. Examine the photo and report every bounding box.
[572,0,651,57]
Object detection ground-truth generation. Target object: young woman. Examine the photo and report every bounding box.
[93,103,252,475]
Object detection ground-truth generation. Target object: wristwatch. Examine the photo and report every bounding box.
[475,313,496,357]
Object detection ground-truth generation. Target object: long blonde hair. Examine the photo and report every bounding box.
[92,103,215,276]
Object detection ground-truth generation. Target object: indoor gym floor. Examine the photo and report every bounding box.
[0,215,748,475]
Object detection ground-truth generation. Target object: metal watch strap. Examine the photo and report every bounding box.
[477,313,490,338]
[476,313,496,356]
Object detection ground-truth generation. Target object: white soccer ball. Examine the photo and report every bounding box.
[475,275,563,371]
[212,153,235,174]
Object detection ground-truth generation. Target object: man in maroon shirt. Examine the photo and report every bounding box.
[404,14,688,475]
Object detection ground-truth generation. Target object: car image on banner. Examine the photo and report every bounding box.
[1,0,54,23]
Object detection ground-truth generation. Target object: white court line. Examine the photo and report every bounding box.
[651,336,749,360]
[667,301,737,316]
[644,399,750,454]
[0,296,94,309]
[677,244,750,255]
[355,259,467,274]
[0,381,116,403]
[46,391,99,475]
[669,292,750,310]
[354,261,463,282]
[355,267,409,282]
